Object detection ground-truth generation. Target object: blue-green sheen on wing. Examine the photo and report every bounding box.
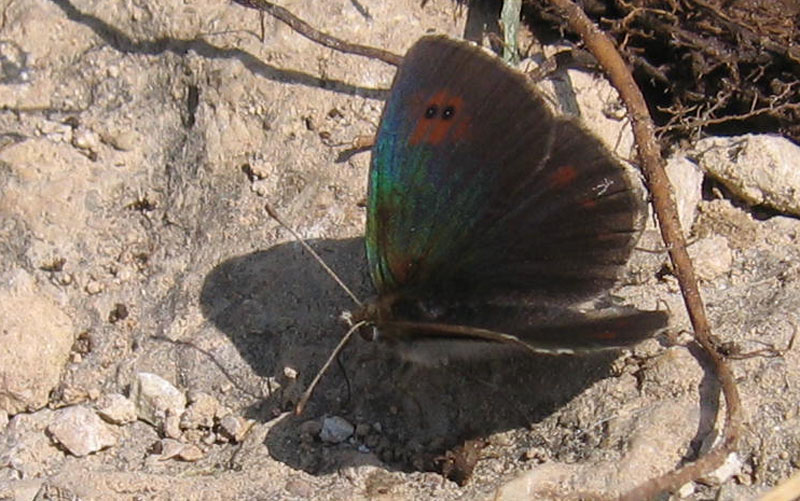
[367,98,492,292]
[367,36,555,297]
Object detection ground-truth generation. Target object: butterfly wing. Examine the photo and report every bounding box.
[367,35,645,301]
[378,307,669,357]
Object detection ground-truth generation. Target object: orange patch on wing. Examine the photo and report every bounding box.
[580,198,597,209]
[409,90,466,146]
[548,165,578,189]
[453,115,472,140]
[409,120,433,146]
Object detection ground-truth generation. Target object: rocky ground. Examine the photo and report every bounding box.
[1,0,799,500]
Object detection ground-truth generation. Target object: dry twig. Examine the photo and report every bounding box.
[547,0,742,498]
[231,0,402,66]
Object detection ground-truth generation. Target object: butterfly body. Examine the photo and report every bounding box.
[358,35,667,357]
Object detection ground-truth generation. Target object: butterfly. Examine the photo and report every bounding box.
[281,35,669,412]
[352,35,668,359]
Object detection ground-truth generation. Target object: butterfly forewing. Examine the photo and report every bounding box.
[465,120,647,296]
[367,36,558,295]
[368,36,644,300]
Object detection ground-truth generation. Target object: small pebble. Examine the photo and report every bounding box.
[299,419,322,438]
[251,179,272,197]
[73,128,100,152]
[355,422,371,438]
[159,439,184,460]
[107,130,138,151]
[163,413,181,439]
[95,393,137,425]
[522,447,547,463]
[182,429,203,443]
[248,158,274,179]
[130,372,186,428]
[201,431,217,445]
[319,416,354,444]
[285,478,314,497]
[219,415,252,443]
[47,406,117,457]
[85,280,104,295]
[178,444,204,462]
[158,439,204,462]
[677,482,695,498]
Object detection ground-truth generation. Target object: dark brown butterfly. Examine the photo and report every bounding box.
[274,35,668,412]
[354,35,667,358]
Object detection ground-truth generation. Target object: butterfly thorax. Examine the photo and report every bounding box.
[350,294,394,341]
[351,297,387,326]
[351,292,459,341]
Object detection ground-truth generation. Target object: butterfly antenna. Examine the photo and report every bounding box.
[294,320,366,415]
[264,203,363,307]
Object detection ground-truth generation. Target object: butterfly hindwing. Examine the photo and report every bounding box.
[379,307,669,355]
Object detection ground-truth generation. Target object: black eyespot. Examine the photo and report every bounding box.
[424,105,438,119]
[442,106,455,120]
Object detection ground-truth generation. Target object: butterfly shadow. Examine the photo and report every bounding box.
[200,237,621,476]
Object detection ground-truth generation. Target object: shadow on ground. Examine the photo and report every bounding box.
[200,237,619,476]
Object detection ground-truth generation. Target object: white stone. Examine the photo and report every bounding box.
[687,235,733,281]
[664,154,704,234]
[47,406,117,457]
[678,482,695,497]
[693,134,800,216]
[0,269,75,414]
[95,393,137,425]
[130,372,186,427]
[72,128,100,152]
